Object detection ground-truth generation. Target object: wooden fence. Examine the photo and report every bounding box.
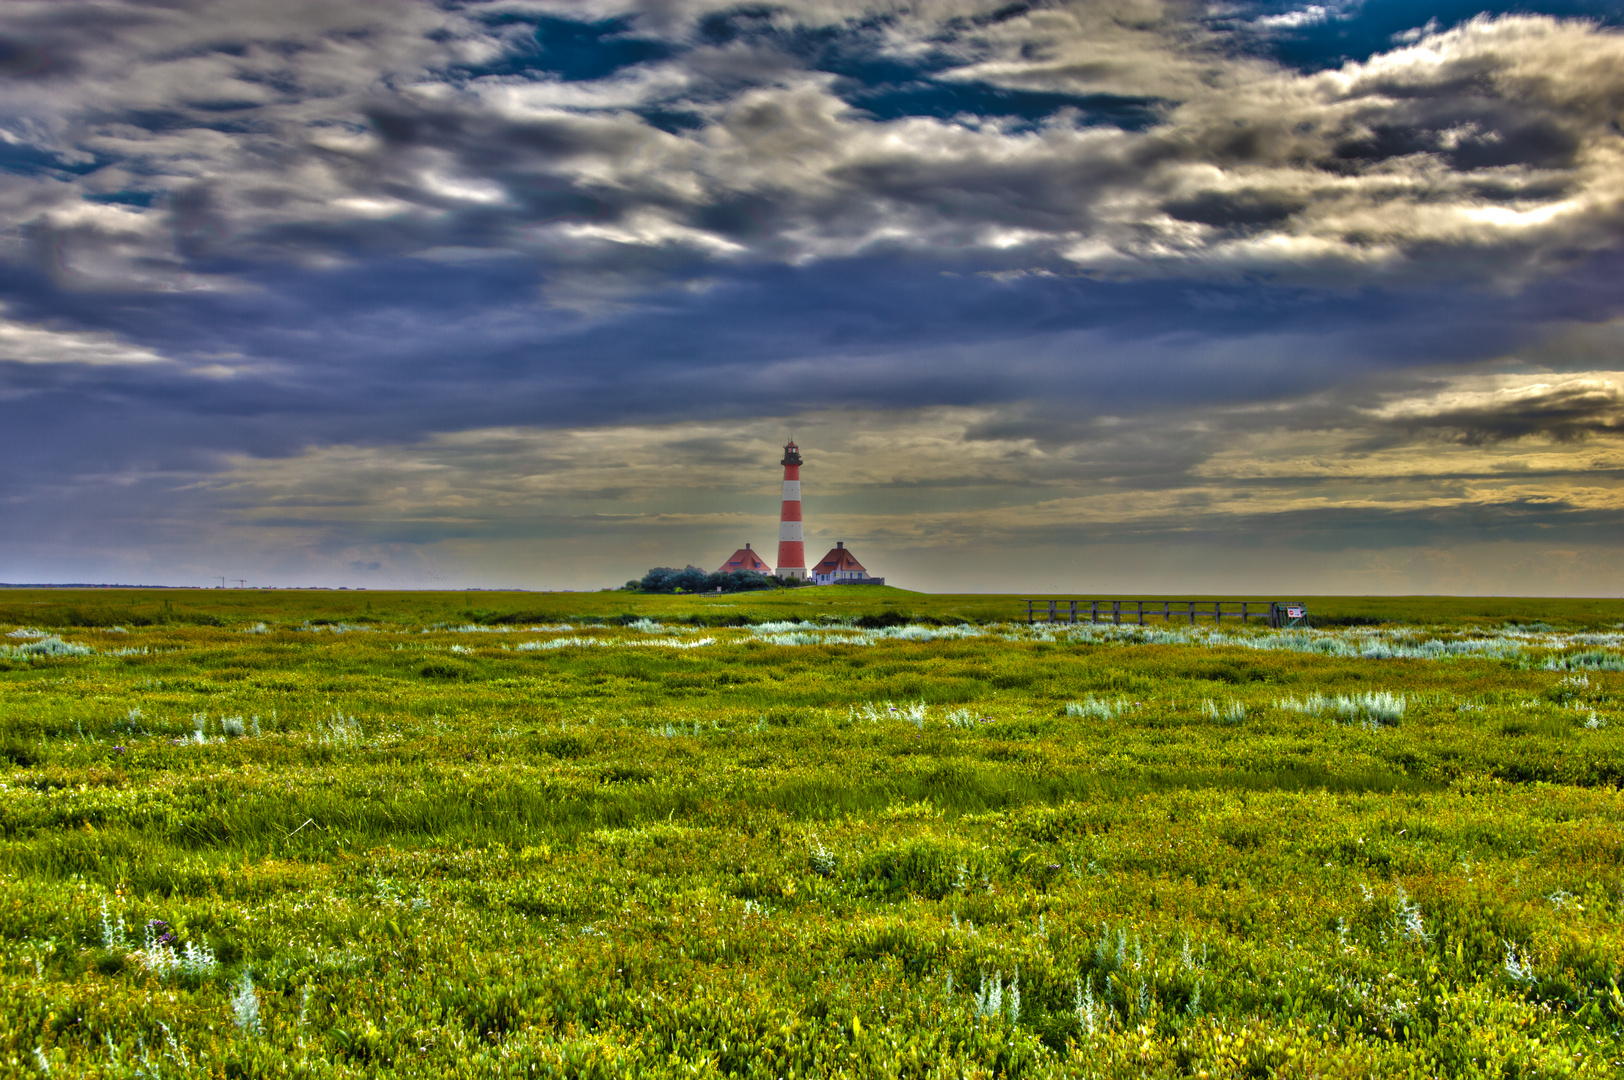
[1023,599,1304,627]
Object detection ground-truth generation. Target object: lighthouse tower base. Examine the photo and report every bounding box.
[778,567,808,581]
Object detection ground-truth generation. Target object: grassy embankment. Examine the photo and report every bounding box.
[1,589,1622,1077]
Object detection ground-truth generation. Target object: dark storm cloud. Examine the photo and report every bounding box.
[990,498,1624,551]
[7,246,1618,459]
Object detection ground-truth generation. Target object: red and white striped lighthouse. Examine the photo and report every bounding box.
[776,440,807,580]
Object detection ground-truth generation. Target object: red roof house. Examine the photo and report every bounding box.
[717,543,772,575]
[811,542,875,584]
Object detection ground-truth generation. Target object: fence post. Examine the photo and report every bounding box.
[1188,601,1195,625]
[1026,600,1033,624]
[1164,601,1171,623]
[1137,600,1144,625]
[1091,600,1099,623]
[1214,601,1221,624]
[1241,601,1248,623]
[1112,600,1121,625]
[1069,600,1077,624]
[1048,600,1056,623]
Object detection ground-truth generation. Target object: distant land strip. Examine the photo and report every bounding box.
[0,584,542,590]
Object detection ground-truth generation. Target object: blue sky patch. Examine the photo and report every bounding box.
[1232,0,1624,71]
[0,141,98,178]
[83,190,156,208]
[460,14,673,82]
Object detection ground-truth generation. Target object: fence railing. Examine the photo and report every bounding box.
[1022,599,1305,627]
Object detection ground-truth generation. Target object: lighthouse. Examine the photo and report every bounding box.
[776,440,807,580]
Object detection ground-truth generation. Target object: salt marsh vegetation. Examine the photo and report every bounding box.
[0,588,1621,1076]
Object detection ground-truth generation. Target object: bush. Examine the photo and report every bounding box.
[1544,650,1624,672]
[0,636,95,659]
[631,567,781,594]
[56,608,153,628]
[1309,615,1388,628]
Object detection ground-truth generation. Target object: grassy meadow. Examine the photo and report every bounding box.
[2,587,1623,1077]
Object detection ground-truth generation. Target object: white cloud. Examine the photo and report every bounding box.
[1254,6,1333,31]
[0,310,168,366]
[0,4,1621,291]
[1369,372,1624,422]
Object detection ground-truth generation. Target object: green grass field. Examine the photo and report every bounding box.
[3,588,1623,1077]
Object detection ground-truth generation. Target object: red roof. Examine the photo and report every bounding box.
[812,545,867,576]
[717,546,771,574]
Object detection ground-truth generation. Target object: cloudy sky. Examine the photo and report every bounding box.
[3,0,1624,593]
